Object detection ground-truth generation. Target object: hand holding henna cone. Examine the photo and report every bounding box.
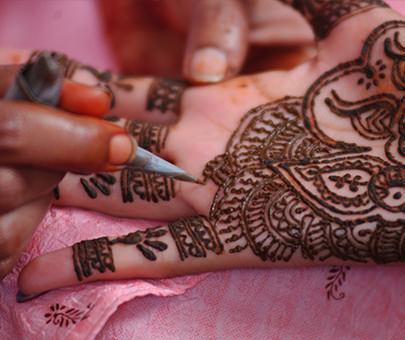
[1,52,196,179]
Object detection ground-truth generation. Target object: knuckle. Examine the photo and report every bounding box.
[0,105,24,154]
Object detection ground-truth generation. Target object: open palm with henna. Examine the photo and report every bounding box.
[18,0,405,299]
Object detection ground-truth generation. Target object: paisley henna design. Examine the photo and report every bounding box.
[279,0,389,40]
[72,237,115,281]
[72,20,405,284]
[146,78,187,115]
[303,21,405,164]
[202,21,404,264]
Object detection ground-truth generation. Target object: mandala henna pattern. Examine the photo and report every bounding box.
[202,21,405,264]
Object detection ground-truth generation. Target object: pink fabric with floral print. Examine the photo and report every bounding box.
[0,1,404,339]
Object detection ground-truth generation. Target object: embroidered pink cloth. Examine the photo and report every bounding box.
[0,1,405,339]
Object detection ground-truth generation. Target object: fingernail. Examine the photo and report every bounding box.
[98,83,116,109]
[190,47,227,83]
[16,290,42,303]
[108,134,135,165]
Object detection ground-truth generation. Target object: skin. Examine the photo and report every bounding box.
[13,2,404,298]
[0,60,131,279]
[0,0,305,281]
[98,0,315,82]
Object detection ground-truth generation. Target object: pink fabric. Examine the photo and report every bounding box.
[0,208,206,339]
[0,1,404,339]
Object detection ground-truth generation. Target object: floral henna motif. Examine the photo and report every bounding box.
[146,78,187,115]
[73,20,404,284]
[109,226,169,261]
[205,21,405,264]
[279,0,389,39]
[325,265,351,300]
[44,303,93,327]
[303,21,405,164]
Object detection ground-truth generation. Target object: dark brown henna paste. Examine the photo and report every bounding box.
[109,226,168,261]
[124,120,169,154]
[279,0,389,40]
[325,266,351,300]
[80,178,97,199]
[303,21,405,164]
[53,186,60,200]
[72,237,115,281]
[79,118,175,203]
[168,215,223,261]
[75,21,404,287]
[44,303,93,327]
[201,21,405,265]
[119,119,175,203]
[146,78,187,115]
[120,169,175,203]
[80,174,116,199]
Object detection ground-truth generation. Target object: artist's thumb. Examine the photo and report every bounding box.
[183,0,249,84]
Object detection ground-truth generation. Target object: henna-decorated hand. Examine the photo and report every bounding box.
[17,1,405,301]
[0,55,138,280]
